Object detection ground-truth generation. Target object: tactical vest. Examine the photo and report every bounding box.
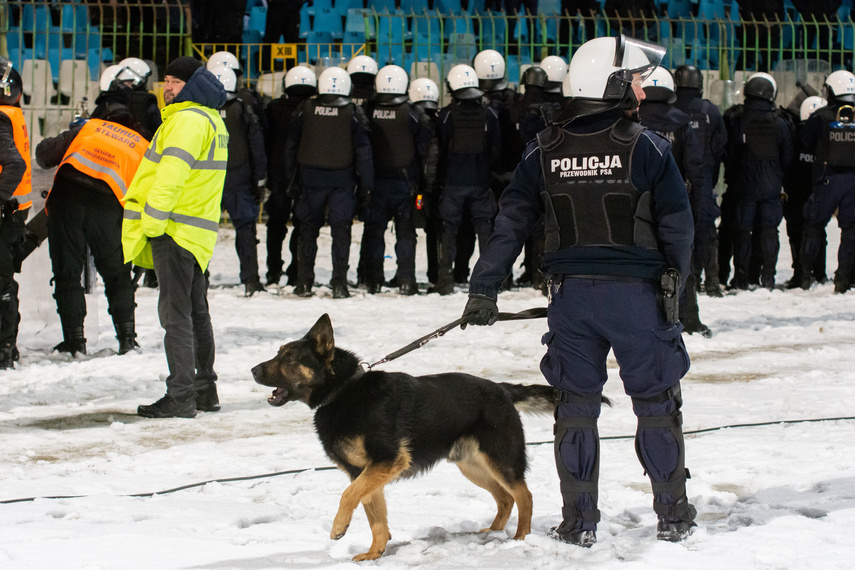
[741,111,779,162]
[450,101,486,154]
[57,119,148,205]
[816,106,855,168]
[537,119,657,253]
[368,102,415,172]
[297,101,354,170]
[220,99,250,170]
[128,90,155,132]
[684,99,713,153]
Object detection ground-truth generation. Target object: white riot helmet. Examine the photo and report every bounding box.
[213,66,237,94]
[408,77,439,110]
[347,55,378,82]
[800,95,828,121]
[824,70,855,104]
[446,64,483,100]
[541,55,567,93]
[565,34,665,115]
[374,65,409,104]
[207,51,241,75]
[283,65,317,97]
[640,66,677,104]
[319,67,351,95]
[474,49,506,91]
[561,72,573,98]
[115,57,151,89]
[99,64,123,92]
[744,72,777,102]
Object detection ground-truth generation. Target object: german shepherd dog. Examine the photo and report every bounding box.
[251,314,558,561]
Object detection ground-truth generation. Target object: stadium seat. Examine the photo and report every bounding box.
[443,13,473,39]
[346,8,375,38]
[21,59,57,105]
[368,0,398,12]
[336,0,366,11]
[47,48,76,83]
[480,14,508,50]
[300,4,312,39]
[60,4,90,33]
[537,0,561,15]
[447,32,477,61]
[412,34,444,63]
[87,47,114,81]
[58,59,91,102]
[308,0,334,17]
[434,0,463,14]
[21,3,52,32]
[33,32,63,60]
[314,8,345,40]
[401,0,430,13]
[247,6,267,36]
[306,30,336,62]
[666,0,694,19]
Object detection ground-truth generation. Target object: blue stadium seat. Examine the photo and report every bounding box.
[60,4,90,33]
[400,0,430,13]
[306,30,336,62]
[480,14,508,49]
[314,8,344,40]
[666,0,694,19]
[434,0,463,15]
[87,47,114,80]
[537,0,561,15]
[308,0,333,17]
[33,32,63,60]
[346,8,375,39]
[242,29,263,44]
[74,32,103,58]
[368,0,398,12]
[300,4,312,39]
[336,0,366,11]
[21,3,52,32]
[412,34,444,63]
[247,6,267,35]
[413,14,441,41]
[443,13,472,39]
[376,11,411,44]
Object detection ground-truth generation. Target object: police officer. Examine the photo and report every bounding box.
[408,77,441,285]
[347,55,379,108]
[541,55,568,105]
[212,66,268,296]
[638,67,711,337]
[723,72,793,290]
[461,35,696,546]
[36,108,147,356]
[783,95,827,289]
[264,65,317,288]
[92,58,161,139]
[799,70,855,293]
[673,64,727,297]
[0,59,31,369]
[207,51,268,133]
[434,64,501,296]
[363,65,435,295]
[284,67,374,299]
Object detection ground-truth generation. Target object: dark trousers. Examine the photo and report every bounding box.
[801,176,855,285]
[437,185,497,281]
[362,178,417,287]
[295,184,355,286]
[734,195,783,288]
[151,235,216,400]
[222,178,261,284]
[46,182,135,330]
[0,208,24,349]
[264,190,296,284]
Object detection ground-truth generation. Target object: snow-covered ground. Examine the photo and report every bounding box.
[2,220,854,569]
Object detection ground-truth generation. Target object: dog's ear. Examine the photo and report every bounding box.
[307,314,335,364]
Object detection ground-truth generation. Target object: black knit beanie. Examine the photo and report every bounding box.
[164,57,202,83]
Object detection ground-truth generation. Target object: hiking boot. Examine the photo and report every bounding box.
[137,394,196,418]
[656,519,697,542]
[293,281,313,297]
[53,326,86,356]
[244,280,266,297]
[196,384,220,412]
[548,519,596,548]
[332,282,351,299]
[399,282,418,296]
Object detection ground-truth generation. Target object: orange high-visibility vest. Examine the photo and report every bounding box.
[58,119,148,206]
[0,105,33,211]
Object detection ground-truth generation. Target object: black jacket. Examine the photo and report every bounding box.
[0,111,26,202]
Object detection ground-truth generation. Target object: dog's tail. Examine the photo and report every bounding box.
[500,383,612,416]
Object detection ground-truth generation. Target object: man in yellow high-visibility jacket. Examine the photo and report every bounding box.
[122,57,228,418]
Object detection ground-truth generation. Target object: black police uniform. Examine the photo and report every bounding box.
[674,87,727,295]
[468,109,696,541]
[434,97,501,294]
[363,96,435,294]
[723,98,793,289]
[92,86,162,139]
[220,95,268,291]
[284,95,374,298]
[264,90,311,286]
[800,103,855,292]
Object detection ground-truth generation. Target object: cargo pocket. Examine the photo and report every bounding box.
[540,330,564,390]
[652,323,691,383]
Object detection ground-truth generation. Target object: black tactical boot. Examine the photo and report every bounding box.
[293,281,313,297]
[137,394,196,418]
[244,279,266,297]
[331,280,350,299]
[0,344,16,370]
[196,384,220,412]
[265,271,282,287]
[656,498,697,542]
[548,519,596,548]
[53,326,86,356]
[115,322,139,355]
[398,281,418,296]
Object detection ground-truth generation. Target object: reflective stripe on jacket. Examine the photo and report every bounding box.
[58,119,148,206]
[122,101,228,270]
[0,105,33,210]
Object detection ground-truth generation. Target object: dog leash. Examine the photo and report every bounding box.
[361,307,548,371]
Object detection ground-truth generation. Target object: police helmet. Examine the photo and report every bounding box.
[474,49,506,91]
[824,70,855,105]
[347,55,379,86]
[317,67,352,106]
[521,66,548,89]
[207,51,242,76]
[99,64,123,93]
[800,95,828,121]
[541,55,567,93]
[374,65,409,104]
[213,66,237,94]
[408,77,439,110]
[744,72,777,102]
[0,58,23,106]
[565,34,665,117]
[674,64,703,93]
[116,57,151,89]
[283,65,317,98]
[561,72,573,98]
[641,66,677,104]
[446,64,483,101]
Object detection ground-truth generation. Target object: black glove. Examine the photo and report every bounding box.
[461,293,499,329]
[253,179,266,205]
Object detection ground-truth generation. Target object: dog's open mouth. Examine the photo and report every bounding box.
[268,387,289,407]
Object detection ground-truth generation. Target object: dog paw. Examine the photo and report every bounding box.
[353,550,383,561]
[330,519,350,540]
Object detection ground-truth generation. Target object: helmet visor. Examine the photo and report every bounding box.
[615,35,666,84]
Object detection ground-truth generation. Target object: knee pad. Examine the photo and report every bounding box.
[631,384,692,519]
[553,391,603,525]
